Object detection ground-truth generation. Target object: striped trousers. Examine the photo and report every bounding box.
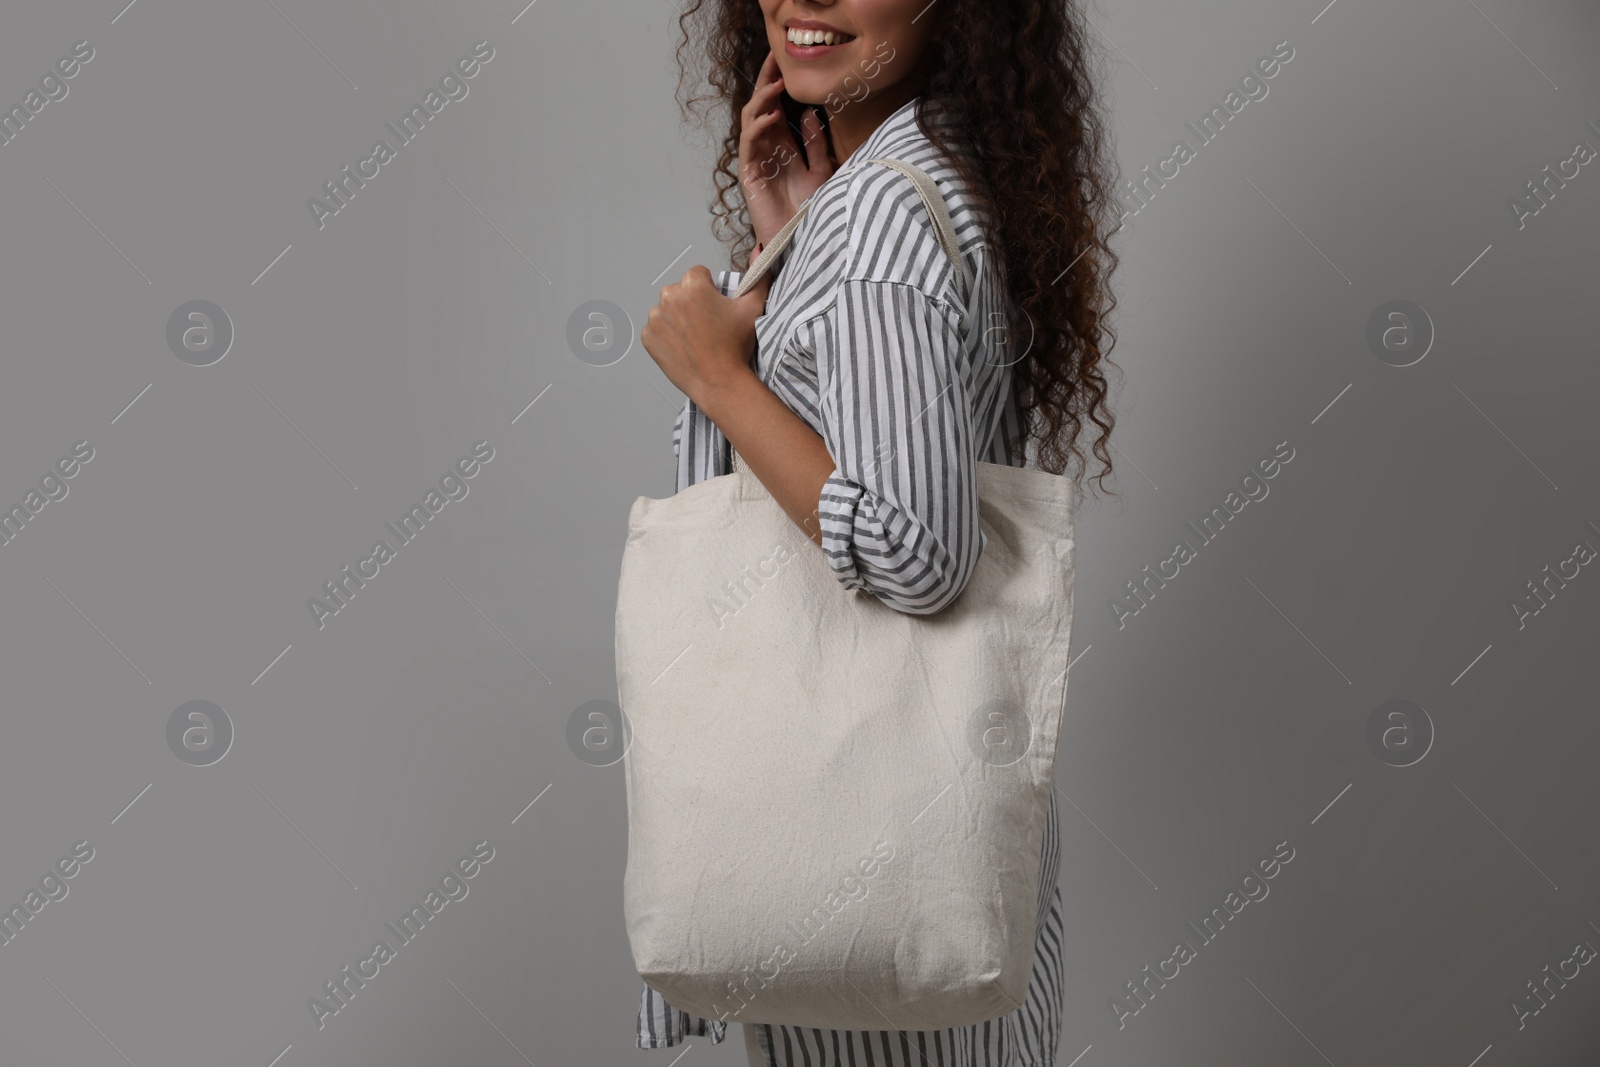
[636,789,1065,1066]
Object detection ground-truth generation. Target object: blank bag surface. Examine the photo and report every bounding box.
[616,453,1075,1031]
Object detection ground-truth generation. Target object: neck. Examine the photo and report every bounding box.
[826,78,923,164]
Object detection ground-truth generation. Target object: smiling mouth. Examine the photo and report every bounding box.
[785,26,855,48]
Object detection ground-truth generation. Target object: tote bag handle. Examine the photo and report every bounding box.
[733,158,969,302]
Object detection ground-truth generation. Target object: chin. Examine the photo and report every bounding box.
[771,60,847,107]
[780,80,833,106]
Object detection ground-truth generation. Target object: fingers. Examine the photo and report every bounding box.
[741,107,786,146]
[739,53,794,184]
[741,54,785,127]
[640,306,659,354]
[742,76,785,123]
[657,266,715,309]
[739,94,786,162]
[738,79,789,186]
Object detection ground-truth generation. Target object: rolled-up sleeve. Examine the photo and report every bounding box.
[815,278,983,615]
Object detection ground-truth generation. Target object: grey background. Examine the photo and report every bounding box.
[0,0,1595,1064]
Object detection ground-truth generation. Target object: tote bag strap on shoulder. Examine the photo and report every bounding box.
[733,158,969,302]
[730,158,968,476]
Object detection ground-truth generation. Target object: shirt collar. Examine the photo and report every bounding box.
[840,96,923,169]
[789,98,928,219]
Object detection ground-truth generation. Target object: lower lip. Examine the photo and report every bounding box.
[784,37,854,59]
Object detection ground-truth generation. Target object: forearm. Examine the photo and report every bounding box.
[697,367,835,548]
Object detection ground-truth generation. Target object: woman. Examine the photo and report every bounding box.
[637,0,1120,1063]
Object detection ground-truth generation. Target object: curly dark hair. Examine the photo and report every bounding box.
[674,0,1121,492]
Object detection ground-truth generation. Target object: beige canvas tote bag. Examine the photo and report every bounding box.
[616,158,1077,1032]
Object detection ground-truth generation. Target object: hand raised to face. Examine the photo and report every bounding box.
[739,52,836,252]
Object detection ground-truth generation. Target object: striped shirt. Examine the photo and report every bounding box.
[643,97,1066,1065]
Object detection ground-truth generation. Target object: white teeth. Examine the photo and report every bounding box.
[788,27,843,46]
